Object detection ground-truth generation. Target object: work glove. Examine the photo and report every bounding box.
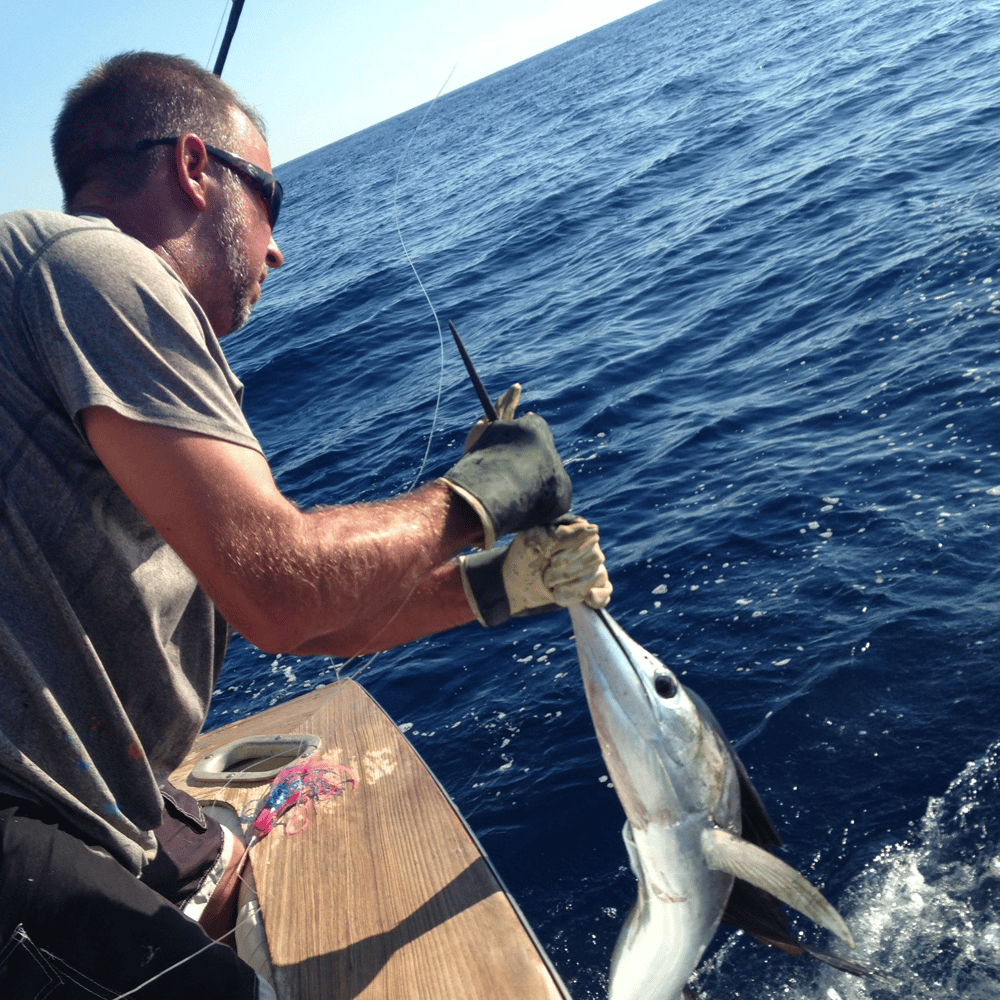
[439,384,571,549]
[460,514,612,627]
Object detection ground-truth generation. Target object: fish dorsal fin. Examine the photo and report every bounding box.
[701,828,854,948]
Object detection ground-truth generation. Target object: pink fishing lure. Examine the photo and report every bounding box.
[252,755,358,838]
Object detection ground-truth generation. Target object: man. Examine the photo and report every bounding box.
[0,52,609,998]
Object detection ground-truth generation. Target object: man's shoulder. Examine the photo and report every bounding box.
[2,208,117,243]
[1,210,145,273]
[2,210,185,300]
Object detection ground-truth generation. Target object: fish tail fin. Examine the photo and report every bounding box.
[798,943,882,979]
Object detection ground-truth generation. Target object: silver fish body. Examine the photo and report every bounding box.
[570,604,854,1000]
[609,815,734,1000]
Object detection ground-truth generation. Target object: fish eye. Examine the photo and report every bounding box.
[654,673,678,699]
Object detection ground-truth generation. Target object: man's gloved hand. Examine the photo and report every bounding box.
[460,515,612,627]
[439,384,571,548]
[464,383,521,452]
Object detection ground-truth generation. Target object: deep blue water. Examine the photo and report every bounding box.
[213,1,1000,996]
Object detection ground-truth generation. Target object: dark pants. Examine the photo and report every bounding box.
[0,794,259,999]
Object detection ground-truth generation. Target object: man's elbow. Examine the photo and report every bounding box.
[217,594,315,655]
[233,612,367,659]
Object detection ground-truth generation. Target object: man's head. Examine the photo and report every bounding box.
[53,52,283,336]
[53,51,266,209]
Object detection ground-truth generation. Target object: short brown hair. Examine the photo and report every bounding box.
[52,51,267,207]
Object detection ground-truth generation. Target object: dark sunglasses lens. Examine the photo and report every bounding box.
[209,146,281,229]
[263,180,282,228]
[241,164,281,229]
[238,164,281,229]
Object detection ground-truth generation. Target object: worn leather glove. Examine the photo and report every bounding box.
[460,515,612,626]
[440,387,571,548]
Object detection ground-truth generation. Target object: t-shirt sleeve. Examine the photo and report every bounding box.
[15,223,263,454]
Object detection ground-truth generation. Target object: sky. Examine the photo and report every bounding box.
[3,0,657,216]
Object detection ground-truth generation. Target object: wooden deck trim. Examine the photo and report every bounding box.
[171,678,572,1000]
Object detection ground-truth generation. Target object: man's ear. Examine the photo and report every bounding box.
[174,133,211,213]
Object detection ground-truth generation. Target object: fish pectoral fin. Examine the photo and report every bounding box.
[623,822,686,903]
[621,820,642,879]
[701,828,854,948]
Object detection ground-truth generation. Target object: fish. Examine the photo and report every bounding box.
[570,604,869,1000]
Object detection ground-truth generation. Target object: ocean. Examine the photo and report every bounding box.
[212,0,1000,996]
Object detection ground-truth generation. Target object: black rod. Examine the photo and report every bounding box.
[213,0,246,77]
[448,321,499,421]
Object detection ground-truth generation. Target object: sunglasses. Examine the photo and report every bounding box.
[136,137,283,229]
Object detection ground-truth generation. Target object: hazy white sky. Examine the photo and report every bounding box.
[3,0,656,215]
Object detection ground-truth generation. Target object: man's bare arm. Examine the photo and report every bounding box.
[81,405,481,656]
[288,559,474,657]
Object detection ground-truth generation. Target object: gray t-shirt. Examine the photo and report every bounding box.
[0,210,264,872]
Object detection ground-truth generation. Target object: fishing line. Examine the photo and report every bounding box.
[334,61,462,682]
[111,930,242,998]
[205,0,230,71]
[393,60,459,493]
[107,744,304,998]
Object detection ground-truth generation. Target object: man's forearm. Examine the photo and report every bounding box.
[80,406,586,658]
[288,558,475,657]
[219,480,482,653]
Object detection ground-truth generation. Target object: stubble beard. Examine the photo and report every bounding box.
[216,173,258,334]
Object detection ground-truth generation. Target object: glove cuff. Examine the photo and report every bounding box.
[437,478,496,549]
[459,549,511,627]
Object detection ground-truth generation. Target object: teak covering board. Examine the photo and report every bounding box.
[170,678,570,1000]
